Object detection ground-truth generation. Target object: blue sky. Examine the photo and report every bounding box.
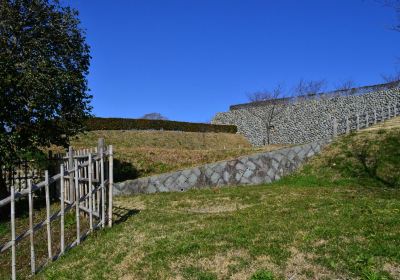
[67,0,400,123]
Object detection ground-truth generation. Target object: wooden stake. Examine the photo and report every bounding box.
[345,117,350,134]
[60,165,65,254]
[108,145,114,227]
[100,147,105,228]
[332,118,338,137]
[74,159,80,244]
[11,185,16,280]
[28,180,36,274]
[45,170,52,260]
[88,154,93,231]
[356,114,360,131]
[68,146,74,202]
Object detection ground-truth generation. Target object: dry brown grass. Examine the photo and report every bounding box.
[52,130,287,182]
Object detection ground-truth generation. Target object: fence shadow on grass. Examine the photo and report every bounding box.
[113,206,140,225]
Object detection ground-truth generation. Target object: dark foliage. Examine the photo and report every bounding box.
[85,117,237,134]
[0,0,91,197]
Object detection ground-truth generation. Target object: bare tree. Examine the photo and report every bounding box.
[381,72,400,83]
[141,112,168,120]
[292,79,327,99]
[246,85,286,145]
[334,79,356,96]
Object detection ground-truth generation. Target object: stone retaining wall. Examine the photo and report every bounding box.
[212,87,400,145]
[114,139,330,196]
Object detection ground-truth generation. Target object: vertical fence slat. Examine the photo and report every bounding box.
[74,159,80,244]
[45,170,52,260]
[356,114,360,131]
[11,185,16,280]
[100,149,105,228]
[88,154,93,231]
[68,147,74,203]
[28,179,36,274]
[108,145,114,227]
[60,164,65,254]
[332,118,337,137]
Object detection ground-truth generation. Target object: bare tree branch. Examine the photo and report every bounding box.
[292,79,327,99]
[381,72,400,83]
[246,85,286,145]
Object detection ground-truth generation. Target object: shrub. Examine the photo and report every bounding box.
[85,117,237,133]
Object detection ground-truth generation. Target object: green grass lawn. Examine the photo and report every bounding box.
[33,128,400,280]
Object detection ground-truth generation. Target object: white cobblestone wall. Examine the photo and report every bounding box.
[212,88,400,145]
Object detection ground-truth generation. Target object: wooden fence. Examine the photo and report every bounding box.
[0,139,114,280]
[332,102,400,137]
[1,161,45,193]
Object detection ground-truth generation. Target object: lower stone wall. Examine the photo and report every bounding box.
[113,139,330,196]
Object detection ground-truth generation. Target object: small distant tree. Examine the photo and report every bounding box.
[246,85,286,145]
[334,79,356,96]
[293,79,327,99]
[0,0,91,199]
[381,72,400,83]
[141,113,168,120]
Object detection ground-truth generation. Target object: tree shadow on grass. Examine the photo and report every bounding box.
[114,159,140,182]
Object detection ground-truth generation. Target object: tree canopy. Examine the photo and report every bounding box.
[0,0,91,168]
[0,0,91,199]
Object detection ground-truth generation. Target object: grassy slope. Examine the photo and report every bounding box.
[31,121,400,280]
[61,130,286,182]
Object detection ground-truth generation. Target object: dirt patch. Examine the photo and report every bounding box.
[172,249,251,278]
[384,262,400,279]
[284,247,343,280]
[187,203,253,214]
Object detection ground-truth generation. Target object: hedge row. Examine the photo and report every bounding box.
[85,117,237,133]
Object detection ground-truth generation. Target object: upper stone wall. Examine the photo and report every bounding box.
[212,87,400,145]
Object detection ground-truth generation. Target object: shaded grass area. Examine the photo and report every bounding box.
[33,128,400,280]
[53,130,286,182]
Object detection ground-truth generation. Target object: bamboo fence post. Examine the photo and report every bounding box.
[44,170,52,260]
[100,145,105,228]
[11,185,16,280]
[365,113,369,128]
[28,179,36,274]
[373,110,377,124]
[332,118,337,137]
[68,146,74,203]
[388,105,391,119]
[88,154,93,231]
[345,117,350,134]
[356,114,360,131]
[95,148,100,214]
[60,164,65,254]
[108,145,114,227]
[74,159,80,244]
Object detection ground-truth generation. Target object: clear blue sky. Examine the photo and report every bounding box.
[67,0,400,123]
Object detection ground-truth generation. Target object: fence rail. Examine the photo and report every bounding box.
[0,138,114,280]
[332,102,400,137]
